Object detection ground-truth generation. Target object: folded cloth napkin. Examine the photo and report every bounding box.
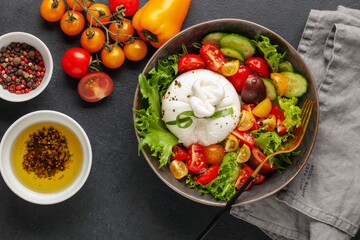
[231,6,360,240]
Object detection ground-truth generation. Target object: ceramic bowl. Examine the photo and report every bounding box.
[0,110,92,205]
[0,32,53,102]
[133,19,319,206]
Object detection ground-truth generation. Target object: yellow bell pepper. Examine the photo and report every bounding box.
[132,0,191,48]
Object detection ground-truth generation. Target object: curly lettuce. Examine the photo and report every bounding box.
[186,152,240,201]
[278,96,302,131]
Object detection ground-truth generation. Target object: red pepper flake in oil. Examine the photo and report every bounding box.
[22,126,72,179]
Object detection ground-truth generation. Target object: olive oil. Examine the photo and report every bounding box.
[11,122,83,193]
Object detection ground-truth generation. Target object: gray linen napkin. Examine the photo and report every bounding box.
[231,6,360,240]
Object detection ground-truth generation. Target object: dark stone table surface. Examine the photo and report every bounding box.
[1,0,360,239]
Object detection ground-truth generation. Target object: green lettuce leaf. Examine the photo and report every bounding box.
[253,34,285,73]
[186,152,240,201]
[278,96,301,131]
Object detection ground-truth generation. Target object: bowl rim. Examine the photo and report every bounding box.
[0,31,53,102]
[0,110,92,205]
[133,18,320,207]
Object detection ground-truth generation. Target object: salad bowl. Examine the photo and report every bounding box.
[133,19,319,207]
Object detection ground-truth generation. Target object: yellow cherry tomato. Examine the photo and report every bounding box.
[123,40,148,61]
[224,134,239,152]
[101,45,125,69]
[169,160,188,179]
[252,97,272,118]
[40,0,65,22]
[109,21,134,42]
[236,144,251,163]
[66,0,91,11]
[270,73,288,96]
[80,27,105,53]
[87,4,111,26]
[237,110,256,131]
[60,11,85,36]
[221,60,240,77]
[257,114,276,132]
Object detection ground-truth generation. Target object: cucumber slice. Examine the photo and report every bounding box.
[220,47,245,62]
[279,61,294,72]
[201,32,228,48]
[261,78,277,100]
[219,34,256,59]
[281,72,308,98]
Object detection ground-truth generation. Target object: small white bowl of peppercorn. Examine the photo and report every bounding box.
[0,32,53,102]
[0,110,92,204]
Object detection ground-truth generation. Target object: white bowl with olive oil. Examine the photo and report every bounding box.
[0,110,92,204]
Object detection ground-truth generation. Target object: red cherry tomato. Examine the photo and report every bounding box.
[245,57,270,78]
[62,48,91,78]
[247,146,277,174]
[195,164,219,184]
[231,129,255,148]
[185,144,207,172]
[78,72,114,102]
[271,106,287,135]
[178,54,206,74]
[235,164,253,190]
[227,64,252,92]
[199,44,225,72]
[109,0,139,16]
[252,172,266,184]
[170,145,188,161]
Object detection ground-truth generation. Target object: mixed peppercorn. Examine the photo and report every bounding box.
[0,42,45,94]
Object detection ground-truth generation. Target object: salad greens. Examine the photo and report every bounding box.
[278,96,302,131]
[186,152,240,201]
[253,34,285,73]
[134,46,187,168]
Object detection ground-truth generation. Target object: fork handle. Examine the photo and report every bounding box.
[196,175,254,240]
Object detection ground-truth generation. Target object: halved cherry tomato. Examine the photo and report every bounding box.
[123,39,147,61]
[195,164,219,184]
[169,160,188,179]
[109,0,139,17]
[224,134,239,152]
[87,4,111,26]
[61,48,91,78]
[60,11,85,36]
[231,129,255,148]
[199,44,225,72]
[271,106,287,135]
[227,64,252,92]
[78,72,114,102]
[109,21,134,42]
[170,145,188,161]
[221,60,239,77]
[236,144,251,163]
[185,144,207,172]
[66,0,91,11]
[245,57,270,78]
[270,73,287,96]
[252,97,272,118]
[247,146,277,174]
[241,104,260,130]
[178,54,206,74]
[238,110,255,131]
[235,164,253,190]
[204,144,225,165]
[257,114,276,132]
[101,45,125,69]
[253,172,266,184]
[40,0,65,22]
[80,27,105,53]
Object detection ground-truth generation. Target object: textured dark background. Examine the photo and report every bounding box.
[1,1,360,239]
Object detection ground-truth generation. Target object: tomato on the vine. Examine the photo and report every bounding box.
[87,4,112,26]
[199,44,225,72]
[78,72,114,102]
[66,0,91,11]
[109,0,139,17]
[178,54,205,74]
[62,48,91,78]
[109,21,134,42]
[60,11,85,36]
[101,45,125,69]
[123,39,147,61]
[80,27,105,53]
[40,0,65,22]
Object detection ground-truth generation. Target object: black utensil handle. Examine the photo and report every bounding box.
[196,175,254,240]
